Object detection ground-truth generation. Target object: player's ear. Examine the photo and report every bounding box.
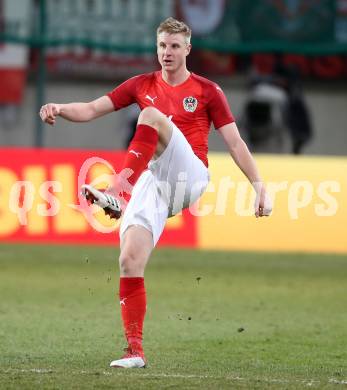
[186,43,192,56]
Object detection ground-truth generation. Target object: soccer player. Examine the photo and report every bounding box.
[39,17,272,368]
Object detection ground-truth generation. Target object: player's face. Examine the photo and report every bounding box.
[157,32,191,73]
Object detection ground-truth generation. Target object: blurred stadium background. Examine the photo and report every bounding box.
[0,0,346,388]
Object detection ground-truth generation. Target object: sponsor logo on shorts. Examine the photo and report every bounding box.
[183,96,198,112]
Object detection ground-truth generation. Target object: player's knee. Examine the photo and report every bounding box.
[119,251,144,276]
[138,106,163,129]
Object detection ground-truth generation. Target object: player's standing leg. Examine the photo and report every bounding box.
[110,225,153,368]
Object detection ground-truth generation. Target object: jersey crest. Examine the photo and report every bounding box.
[183,96,198,112]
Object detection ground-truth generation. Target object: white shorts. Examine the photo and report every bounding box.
[120,123,209,246]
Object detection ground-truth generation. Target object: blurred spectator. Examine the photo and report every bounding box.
[241,62,313,154]
[275,63,313,155]
[241,72,289,153]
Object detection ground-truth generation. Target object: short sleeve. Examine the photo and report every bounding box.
[208,85,235,129]
[107,75,141,111]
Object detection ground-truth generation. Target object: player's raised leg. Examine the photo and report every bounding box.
[110,225,153,368]
[81,106,172,216]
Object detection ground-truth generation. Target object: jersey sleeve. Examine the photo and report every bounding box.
[208,85,235,129]
[106,75,142,110]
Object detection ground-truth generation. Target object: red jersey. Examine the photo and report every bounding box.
[107,71,234,167]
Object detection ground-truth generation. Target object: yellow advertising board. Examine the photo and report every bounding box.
[1,148,346,253]
[198,154,347,253]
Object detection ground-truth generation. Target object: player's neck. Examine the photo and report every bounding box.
[161,68,190,87]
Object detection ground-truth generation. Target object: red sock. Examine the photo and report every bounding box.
[115,124,158,202]
[119,277,146,349]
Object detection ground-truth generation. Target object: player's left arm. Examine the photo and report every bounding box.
[218,122,272,217]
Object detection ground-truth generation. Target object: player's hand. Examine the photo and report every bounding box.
[254,185,272,218]
[39,103,61,125]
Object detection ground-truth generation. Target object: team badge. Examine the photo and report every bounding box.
[183,96,198,112]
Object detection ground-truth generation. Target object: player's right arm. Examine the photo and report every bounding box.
[39,96,114,126]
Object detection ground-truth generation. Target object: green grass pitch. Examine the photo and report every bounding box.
[0,244,346,389]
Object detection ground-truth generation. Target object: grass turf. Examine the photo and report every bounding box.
[0,244,346,389]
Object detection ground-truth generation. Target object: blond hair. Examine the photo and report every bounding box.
[157,17,192,44]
